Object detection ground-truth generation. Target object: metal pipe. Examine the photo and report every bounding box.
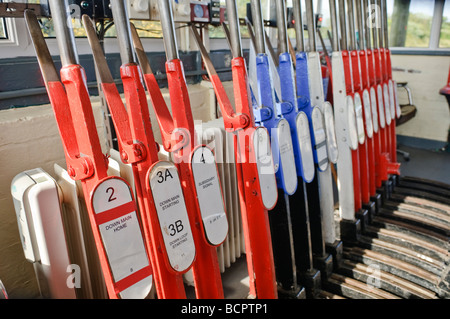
[329,0,340,52]
[275,0,288,54]
[377,0,383,49]
[110,0,135,64]
[225,0,242,58]
[48,0,78,66]
[371,0,378,49]
[338,0,348,50]
[362,0,371,49]
[157,0,179,60]
[305,0,316,52]
[250,0,266,54]
[292,0,304,53]
[355,0,365,49]
[347,0,356,50]
[382,0,389,48]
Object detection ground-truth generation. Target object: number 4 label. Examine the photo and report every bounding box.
[191,146,228,247]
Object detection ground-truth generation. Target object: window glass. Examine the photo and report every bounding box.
[440,0,450,48]
[0,18,7,39]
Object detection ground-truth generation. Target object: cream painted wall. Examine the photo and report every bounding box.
[391,54,450,143]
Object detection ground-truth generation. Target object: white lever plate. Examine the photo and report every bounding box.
[92,177,152,299]
[362,89,374,139]
[148,161,196,273]
[393,80,402,119]
[353,93,366,145]
[191,146,228,246]
[370,87,379,134]
[388,80,396,120]
[275,119,298,195]
[296,111,315,183]
[377,84,386,129]
[346,95,359,150]
[311,106,329,171]
[253,127,278,210]
[323,101,339,164]
[383,83,392,125]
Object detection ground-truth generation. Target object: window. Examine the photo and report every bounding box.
[28,0,163,38]
[209,0,250,39]
[387,0,450,50]
[0,18,7,39]
[440,0,450,47]
[388,0,434,48]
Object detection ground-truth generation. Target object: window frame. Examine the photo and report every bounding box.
[387,0,450,54]
[0,16,18,46]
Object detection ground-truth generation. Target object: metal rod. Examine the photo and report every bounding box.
[284,192,298,291]
[355,0,365,49]
[292,0,304,53]
[371,0,378,49]
[362,0,371,49]
[225,0,242,58]
[347,0,356,50]
[110,0,135,64]
[377,0,383,49]
[329,0,340,51]
[250,0,266,54]
[382,0,389,48]
[157,0,179,60]
[338,0,348,50]
[305,0,316,52]
[48,0,78,66]
[275,0,288,54]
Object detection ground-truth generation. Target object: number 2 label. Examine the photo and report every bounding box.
[106,187,117,202]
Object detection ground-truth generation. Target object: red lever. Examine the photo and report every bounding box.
[131,23,227,299]
[190,25,278,299]
[84,16,188,299]
[26,10,153,299]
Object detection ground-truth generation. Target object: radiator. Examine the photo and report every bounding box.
[11,168,77,299]
[195,118,245,273]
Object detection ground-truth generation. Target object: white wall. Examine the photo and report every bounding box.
[392,54,450,143]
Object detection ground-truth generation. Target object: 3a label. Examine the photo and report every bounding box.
[191,146,228,246]
[148,161,195,273]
